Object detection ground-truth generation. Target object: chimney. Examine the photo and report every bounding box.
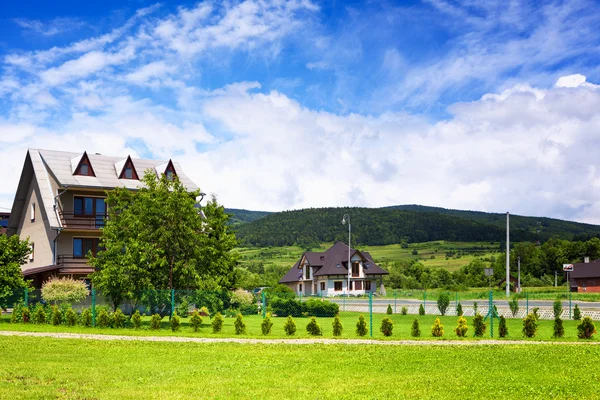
[584,256,590,263]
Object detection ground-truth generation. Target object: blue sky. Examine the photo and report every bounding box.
[2,0,600,223]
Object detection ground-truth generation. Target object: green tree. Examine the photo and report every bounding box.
[0,234,31,309]
[90,171,238,309]
[437,293,450,316]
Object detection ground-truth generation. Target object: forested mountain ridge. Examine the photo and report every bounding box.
[224,208,272,225]
[230,206,600,247]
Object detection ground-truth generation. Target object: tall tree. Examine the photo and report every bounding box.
[90,171,237,308]
[0,234,31,309]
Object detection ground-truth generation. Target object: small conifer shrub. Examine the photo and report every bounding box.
[113,309,126,329]
[199,306,210,317]
[509,296,519,317]
[437,293,450,316]
[150,314,162,330]
[401,306,408,315]
[212,312,224,333]
[306,317,322,336]
[261,314,273,335]
[11,302,23,323]
[332,314,343,336]
[577,316,596,339]
[456,302,463,316]
[473,301,478,315]
[553,317,564,338]
[81,308,92,327]
[234,313,246,335]
[97,309,110,328]
[356,314,368,336]
[532,307,540,321]
[21,307,31,323]
[51,305,62,326]
[284,315,296,336]
[33,304,47,324]
[573,304,582,320]
[171,312,181,332]
[553,299,563,319]
[499,316,508,338]
[454,316,468,337]
[473,313,486,337]
[65,308,77,326]
[431,318,444,337]
[418,304,425,315]
[411,319,421,337]
[190,309,202,332]
[132,310,142,329]
[386,304,393,315]
[522,313,538,338]
[380,317,393,337]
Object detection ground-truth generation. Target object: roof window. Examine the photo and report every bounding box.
[73,152,96,177]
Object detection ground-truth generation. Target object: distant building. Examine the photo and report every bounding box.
[569,257,600,292]
[0,212,9,235]
[279,242,388,296]
[7,149,199,287]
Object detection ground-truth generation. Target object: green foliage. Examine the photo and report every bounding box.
[356,314,368,337]
[11,301,23,323]
[553,317,564,338]
[21,307,31,323]
[41,277,89,304]
[261,314,273,335]
[132,310,142,329]
[306,317,322,336]
[473,301,478,315]
[304,299,339,317]
[212,312,224,333]
[380,317,393,336]
[418,304,425,315]
[577,317,596,339]
[199,306,210,317]
[270,298,303,317]
[113,309,126,328]
[230,289,254,310]
[573,304,581,320]
[81,308,92,327]
[97,309,110,328]
[509,296,519,317]
[190,309,202,332]
[553,300,563,319]
[431,318,444,337]
[171,312,181,332]
[386,304,393,315]
[332,315,343,336]
[401,306,408,315]
[0,235,31,309]
[473,313,486,337]
[499,316,508,338]
[33,304,46,324]
[150,314,162,330]
[522,313,538,338]
[176,297,191,317]
[411,319,421,337]
[437,293,450,316]
[532,307,540,321]
[456,302,463,316]
[65,308,77,326]
[454,316,468,337]
[270,297,338,318]
[283,315,296,336]
[234,314,246,334]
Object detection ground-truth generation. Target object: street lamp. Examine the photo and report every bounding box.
[342,214,351,297]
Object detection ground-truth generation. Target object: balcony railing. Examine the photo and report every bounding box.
[56,255,95,275]
[58,211,106,230]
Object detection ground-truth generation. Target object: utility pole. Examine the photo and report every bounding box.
[506,212,510,297]
[555,270,557,287]
[517,256,521,293]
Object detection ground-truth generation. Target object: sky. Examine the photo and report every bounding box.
[1,0,600,223]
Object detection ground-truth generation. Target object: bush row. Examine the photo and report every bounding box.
[269,298,339,317]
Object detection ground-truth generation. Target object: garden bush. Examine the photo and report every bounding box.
[454,316,468,337]
[577,316,596,339]
[473,301,478,315]
[437,293,450,316]
[271,298,303,317]
[261,314,273,335]
[304,299,339,317]
[33,304,46,324]
[499,316,508,338]
[240,303,259,315]
[199,306,210,317]
[401,306,408,315]
[132,310,142,329]
[431,318,444,337]
[509,296,519,317]
[532,307,540,321]
[573,304,582,320]
[332,315,343,336]
[411,319,421,337]
[306,317,322,336]
[284,315,296,336]
[65,308,77,326]
[418,304,425,315]
[176,297,191,317]
[356,315,368,337]
[387,304,393,315]
[113,309,126,328]
[230,289,254,311]
[522,313,538,338]
[553,300,563,319]
[97,309,110,328]
[190,309,202,332]
[150,314,162,330]
[171,312,181,332]
[473,313,486,337]
[81,308,92,327]
[456,302,463,316]
[41,277,89,304]
[234,313,246,334]
[553,317,564,338]
[380,317,393,337]
[11,302,23,323]
[212,312,224,333]
[21,307,31,323]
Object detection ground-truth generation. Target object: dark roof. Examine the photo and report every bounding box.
[22,264,62,276]
[569,259,600,279]
[279,242,388,284]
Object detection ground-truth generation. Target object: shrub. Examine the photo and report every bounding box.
[171,312,181,332]
[456,302,463,316]
[532,307,540,321]
[11,302,23,323]
[522,313,538,338]
[401,306,408,315]
[150,314,162,330]
[574,304,582,320]
[261,314,273,335]
[190,309,202,332]
[306,317,322,336]
[41,277,89,304]
[386,304,393,315]
[33,304,47,324]
[499,316,508,338]
[50,305,62,326]
[234,313,246,335]
[380,317,393,337]
[65,308,77,326]
[113,309,126,329]
[212,312,224,333]
[509,296,519,317]
[473,313,486,337]
[332,314,343,336]
[132,310,142,329]
[437,293,450,316]
[454,316,468,337]
[553,317,564,338]
[176,297,191,317]
[431,318,444,337]
[97,309,110,328]
[304,299,339,317]
[356,314,368,337]
[553,300,563,319]
[81,308,92,327]
[411,319,421,337]
[284,315,296,336]
[418,304,425,315]
[271,298,303,317]
[230,289,255,310]
[21,307,31,323]
[473,301,478,315]
[577,316,596,339]
[199,306,210,317]
[240,303,259,315]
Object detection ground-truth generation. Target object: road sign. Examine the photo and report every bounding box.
[563,264,574,272]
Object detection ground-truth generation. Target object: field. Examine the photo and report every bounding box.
[1,335,599,399]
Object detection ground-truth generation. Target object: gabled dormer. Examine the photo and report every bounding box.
[71,151,95,177]
[155,159,177,181]
[115,155,139,180]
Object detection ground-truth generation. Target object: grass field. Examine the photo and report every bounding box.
[1,335,599,399]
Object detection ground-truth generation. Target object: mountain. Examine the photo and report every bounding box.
[229,205,600,247]
[224,208,272,226]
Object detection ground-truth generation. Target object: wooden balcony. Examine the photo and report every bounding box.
[58,211,106,230]
[56,255,95,276]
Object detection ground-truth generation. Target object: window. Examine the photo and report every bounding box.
[30,203,35,221]
[74,152,95,177]
[365,280,371,291]
[73,238,101,258]
[355,281,362,290]
[164,160,177,181]
[299,283,303,293]
[320,282,325,291]
[349,281,353,290]
[119,156,139,180]
[74,196,107,228]
[352,262,360,277]
[334,281,342,291]
[305,266,311,279]
[29,243,34,261]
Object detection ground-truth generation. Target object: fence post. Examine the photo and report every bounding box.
[24,288,28,308]
[394,290,397,314]
[423,290,426,311]
[171,289,175,318]
[343,296,346,312]
[489,290,494,338]
[569,291,572,320]
[91,289,96,327]
[526,292,529,315]
[261,291,266,318]
[369,292,373,338]
[455,292,458,310]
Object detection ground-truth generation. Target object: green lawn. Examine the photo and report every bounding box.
[0,336,599,399]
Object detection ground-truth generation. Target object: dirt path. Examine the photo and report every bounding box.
[1,330,597,346]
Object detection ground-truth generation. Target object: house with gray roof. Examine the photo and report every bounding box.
[279,242,388,296]
[6,149,199,287]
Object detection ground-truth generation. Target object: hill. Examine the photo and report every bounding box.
[224,208,271,225]
[230,206,600,247]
